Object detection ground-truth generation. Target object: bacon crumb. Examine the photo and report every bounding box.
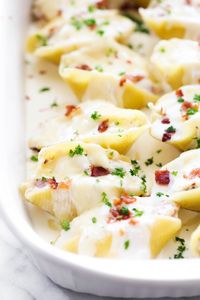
[129,218,138,225]
[98,119,109,133]
[96,0,109,9]
[120,74,144,87]
[65,105,78,117]
[176,89,184,97]
[47,178,58,189]
[120,194,137,204]
[162,132,172,142]
[58,181,71,189]
[91,166,110,177]
[155,170,170,185]
[187,168,200,179]
[39,70,47,75]
[76,64,92,71]
[161,117,170,124]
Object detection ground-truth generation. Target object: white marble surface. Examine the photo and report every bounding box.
[0,217,199,300]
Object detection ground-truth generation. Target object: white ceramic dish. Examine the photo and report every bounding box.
[1,0,200,298]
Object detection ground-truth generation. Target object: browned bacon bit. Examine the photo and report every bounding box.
[120,194,137,204]
[47,177,58,189]
[162,132,172,142]
[155,170,170,185]
[187,168,200,179]
[161,117,170,124]
[108,205,131,223]
[91,166,110,177]
[185,0,192,5]
[129,218,138,225]
[119,74,144,87]
[30,147,41,152]
[65,105,78,117]
[76,64,92,71]
[119,77,126,87]
[181,101,193,111]
[96,0,109,9]
[176,89,184,98]
[57,9,63,17]
[98,119,109,133]
[39,70,47,75]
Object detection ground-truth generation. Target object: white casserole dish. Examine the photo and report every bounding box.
[0,0,200,297]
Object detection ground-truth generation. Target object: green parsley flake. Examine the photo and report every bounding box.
[132,208,144,217]
[36,34,48,46]
[88,5,95,12]
[174,236,186,259]
[91,111,101,120]
[195,137,200,148]
[193,94,200,102]
[102,192,112,207]
[130,160,141,176]
[69,145,84,157]
[71,17,82,30]
[96,29,105,36]
[156,192,164,197]
[186,107,198,116]
[145,157,154,166]
[177,97,184,103]
[30,155,38,162]
[119,206,129,216]
[140,175,147,194]
[172,171,178,176]
[60,220,70,231]
[50,101,58,108]
[95,65,104,72]
[111,168,126,178]
[39,87,50,93]
[124,240,130,250]
[156,149,162,154]
[92,217,97,224]
[159,47,165,53]
[166,126,176,133]
[84,18,96,27]
[156,163,163,168]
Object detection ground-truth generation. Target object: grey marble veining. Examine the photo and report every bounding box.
[0,219,199,300]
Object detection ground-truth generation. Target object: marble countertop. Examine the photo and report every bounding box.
[0,218,199,300]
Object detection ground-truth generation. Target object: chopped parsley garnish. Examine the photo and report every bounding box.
[118,71,126,76]
[174,236,186,259]
[156,192,164,197]
[156,163,163,168]
[95,65,104,72]
[124,240,130,250]
[69,145,84,157]
[130,160,141,176]
[177,97,184,103]
[119,206,129,216]
[166,126,176,133]
[145,157,154,166]
[30,155,38,162]
[195,137,200,148]
[111,168,126,178]
[84,18,96,27]
[140,175,147,194]
[50,101,58,108]
[156,149,162,154]
[186,107,198,116]
[159,47,165,53]
[172,171,178,176]
[193,94,200,102]
[132,208,144,217]
[36,34,48,46]
[88,5,95,12]
[91,111,101,120]
[60,220,70,231]
[39,87,50,93]
[70,17,82,30]
[84,169,90,176]
[134,20,150,34]
[102,192,112,207]
[96,29,105,36]
[92,217,97,224]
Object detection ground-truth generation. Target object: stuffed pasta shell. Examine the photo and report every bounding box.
[140,0,200,40]
[22,142,148,222]
[29,101,148,154]
[55,195,181,258]
[150,85,200,151]
[27,10,134,63]
[150,39,200,90]
[59,39,159,109]
[152,149,200,212]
